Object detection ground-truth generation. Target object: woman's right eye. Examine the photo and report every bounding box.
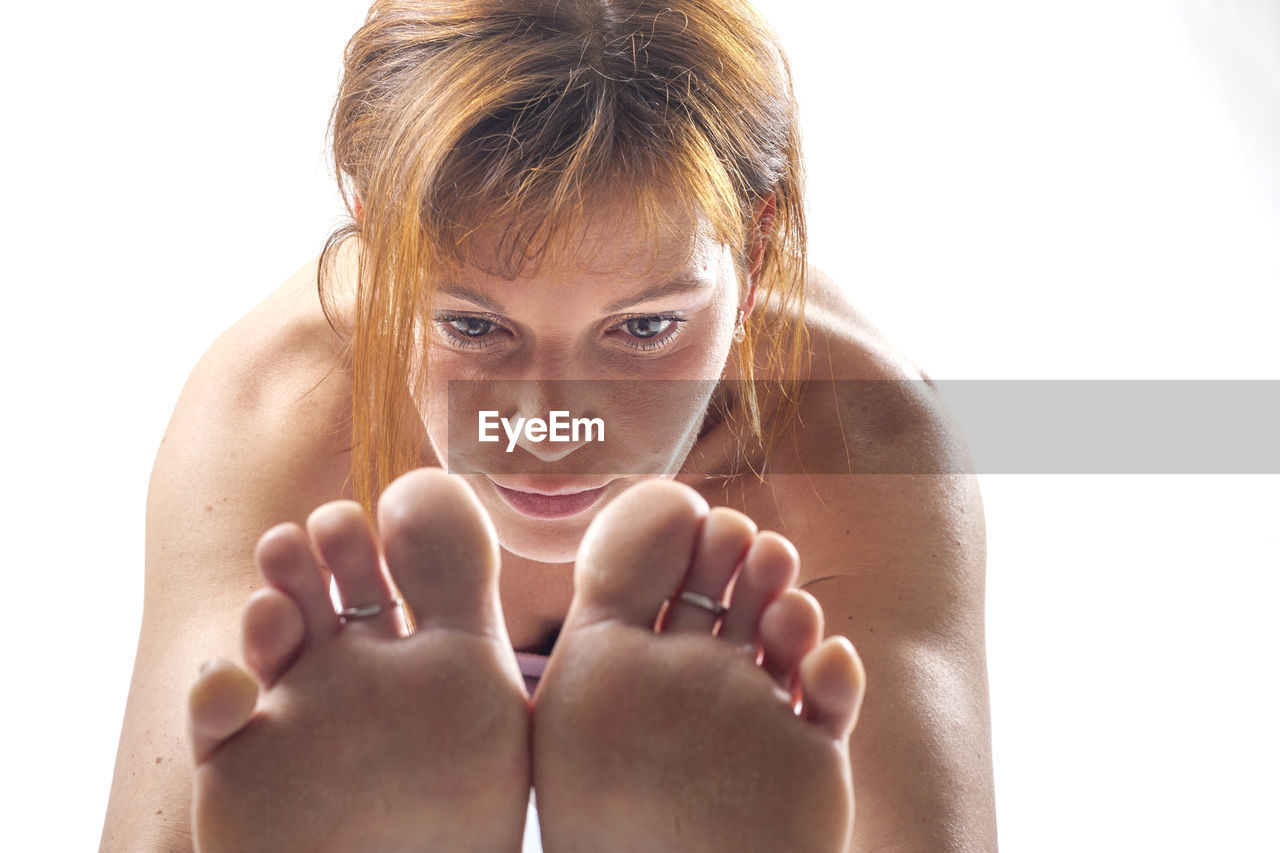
[448,317,494,337]
[435,314,501,349]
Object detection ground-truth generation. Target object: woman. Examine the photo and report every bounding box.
[101,0,996,849]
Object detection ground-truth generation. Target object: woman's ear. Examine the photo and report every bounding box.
[744,192,777,313]
[353,193,365,222]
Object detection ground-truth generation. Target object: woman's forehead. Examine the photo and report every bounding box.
[444,228,732,304]
[453,195,727,283]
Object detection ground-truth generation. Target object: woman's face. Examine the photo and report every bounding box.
[413,200,746,562]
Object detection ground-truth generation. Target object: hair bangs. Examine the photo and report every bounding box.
[417,91,747,287]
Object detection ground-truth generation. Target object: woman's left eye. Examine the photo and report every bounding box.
[617,314,686,351]
[624,316,673,338]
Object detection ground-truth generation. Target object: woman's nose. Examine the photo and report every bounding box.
[509,379,598,462]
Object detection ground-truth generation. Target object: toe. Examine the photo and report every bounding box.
[241,587,305,688]
[799,636,866,741]
[189,658,259,764]
[718,532,799,649]
[567,478,709,631]
[758,589,823,696]
[254,523,339,644]
[376,468,505,637]
[663,507,755,634]
[308,501,402,636]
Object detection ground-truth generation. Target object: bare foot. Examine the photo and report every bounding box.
[532,480,865,852]
[188,469,530,852]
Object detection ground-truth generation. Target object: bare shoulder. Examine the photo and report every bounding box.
[791,267,966,471]
[151,248,356,577]
[778,265,988,662]
[760,266,986,631]
[718,266,987,612]
[178,249,353,437]
[761,266,984,571]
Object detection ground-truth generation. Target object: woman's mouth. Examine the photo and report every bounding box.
[488,479,612,519]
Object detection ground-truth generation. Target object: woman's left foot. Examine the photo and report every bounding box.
[531,479,865,852]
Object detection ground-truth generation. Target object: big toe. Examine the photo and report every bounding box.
[376,468,504,638]
[567,478,709,631]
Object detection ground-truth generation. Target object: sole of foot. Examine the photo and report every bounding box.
[188,468,531,853]
[532,478,865,853]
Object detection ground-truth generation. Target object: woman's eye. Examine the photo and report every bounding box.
[617,314,686,352]
[623,316,674,339]
[448,317,494,338]
[435,314,501,349]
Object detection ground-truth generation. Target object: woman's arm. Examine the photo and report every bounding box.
[801,470,995,852]
[768,346,998,851]
[99,266,352,851]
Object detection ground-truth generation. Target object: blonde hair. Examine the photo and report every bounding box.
[319,0,811,513]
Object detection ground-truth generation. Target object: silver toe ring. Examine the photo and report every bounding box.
[677,590,728,619]
[338,599,401,622]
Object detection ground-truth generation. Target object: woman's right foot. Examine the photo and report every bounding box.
[188,468,530,852]
[532,479,865,853]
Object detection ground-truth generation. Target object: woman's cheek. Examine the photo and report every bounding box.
[590,377,717,473]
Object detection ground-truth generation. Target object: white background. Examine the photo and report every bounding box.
[2,1,1277,849]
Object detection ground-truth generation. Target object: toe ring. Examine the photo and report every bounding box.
[338,599,401,622]
[677,590,728,619]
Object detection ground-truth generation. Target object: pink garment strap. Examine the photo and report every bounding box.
[515,651,549,694]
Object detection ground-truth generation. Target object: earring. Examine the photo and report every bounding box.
[732,309,746,343]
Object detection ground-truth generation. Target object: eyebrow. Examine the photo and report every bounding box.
[437,285,504,312]
[437,275,710,314]
[602,275,710,312]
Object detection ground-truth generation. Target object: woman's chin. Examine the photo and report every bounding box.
[497,532,582,564]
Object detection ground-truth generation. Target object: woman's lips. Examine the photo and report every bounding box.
[490,481,610,519]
